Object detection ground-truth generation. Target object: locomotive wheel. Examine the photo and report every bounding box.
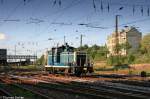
[87,67,94,73]
[75,68,82,76]
[75,71,82,77]
[68,68,72,73]
[53,69,58,74]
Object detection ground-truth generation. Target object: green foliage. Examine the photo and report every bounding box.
[107,55,121,66]
[76,44,108,61]
[133,54,150,63]
[75,33,150,66]
[36,55,45,65]
[141,33,150,54]
[132,33,150,64]
[113,42,132,54]
[127,54,135,64]
[107,54,135,66]
[77,44,89,51]
[91,50,97,60]
[128,70,133,75]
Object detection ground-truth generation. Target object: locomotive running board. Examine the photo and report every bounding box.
[45,65,73,68]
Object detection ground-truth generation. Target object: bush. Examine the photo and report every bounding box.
[128,54,135,64]
[107,56,125,66]
[141,71,147,77]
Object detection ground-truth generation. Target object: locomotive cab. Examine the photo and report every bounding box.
[74,52,93,76]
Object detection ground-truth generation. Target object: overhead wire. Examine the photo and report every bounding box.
[92,17,150,30]
[0,0,23,27]
[1,0,150,51]
[32,0,82,38]
[35,0,150,47]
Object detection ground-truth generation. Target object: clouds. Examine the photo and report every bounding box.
[0,33,6,40]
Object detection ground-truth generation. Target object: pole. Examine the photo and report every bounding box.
[14,45,17,66]
[115,15,121,66]
[80,34,83,47]
[115,15,119,55]
[64,36,66,44]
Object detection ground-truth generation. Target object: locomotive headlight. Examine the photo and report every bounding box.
[84,68,87,70]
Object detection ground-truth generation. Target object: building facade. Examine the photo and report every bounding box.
[107,27,142,57]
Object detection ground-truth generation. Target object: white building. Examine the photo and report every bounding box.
[107,27,142,56]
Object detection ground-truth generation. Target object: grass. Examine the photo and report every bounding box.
[11,65,44,71]
[93,61,150,75]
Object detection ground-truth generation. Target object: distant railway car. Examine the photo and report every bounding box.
[45,43,93,76]
[0,49,7,66]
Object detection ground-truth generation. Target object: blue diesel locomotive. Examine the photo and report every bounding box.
[45,43,93,76]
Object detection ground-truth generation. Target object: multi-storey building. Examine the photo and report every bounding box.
[107,27,142,57]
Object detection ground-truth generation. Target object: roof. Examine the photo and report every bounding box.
[108,27,141,38]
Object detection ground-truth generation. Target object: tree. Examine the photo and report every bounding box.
[77,44,89,51]
[36,55,45,65]
[83,44,89,49]
[127,54,135,64]
[141,33,150,54]
[76,44,108,61]
[92,44,100,50]
[91,50,97,60]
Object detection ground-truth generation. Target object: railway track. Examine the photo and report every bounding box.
[0,78,50,99]
[0,75,122,99]
[70,80,150,98]
[12,83,53,99]
[111,80,150,88]
[0,76,107,99]
[36,76,150,99]
[0,87,12,96]
[1,74,150,99]
[18,83,107,99]
[94,81,150,95]
[70,82,150,99]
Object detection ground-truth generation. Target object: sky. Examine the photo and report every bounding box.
[0,0,150,57]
